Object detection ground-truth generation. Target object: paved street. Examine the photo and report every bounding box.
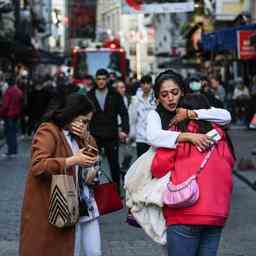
[0,129,255,256]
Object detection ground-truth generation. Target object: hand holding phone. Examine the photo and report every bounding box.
[196,129,221,152]
[82,144,98,157]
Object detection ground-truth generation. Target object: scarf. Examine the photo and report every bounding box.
[156,104,176,130]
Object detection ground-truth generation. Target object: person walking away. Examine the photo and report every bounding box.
[129,75,156,157]
[87,69,129,192]
[0,77,23,157]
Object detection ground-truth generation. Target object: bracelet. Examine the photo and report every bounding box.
[186,109,189,119]
[188,110,195,120]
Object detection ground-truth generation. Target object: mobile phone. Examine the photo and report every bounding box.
[82,145,98,157]
[196,129,221,152]
[206,129,221,143]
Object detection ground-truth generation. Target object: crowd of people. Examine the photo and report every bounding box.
[0,66,254,255]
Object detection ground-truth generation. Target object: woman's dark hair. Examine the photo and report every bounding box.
[178,93,213,133]
[154,69,185,99]
[179,93,236,159]
[43,93,95,128]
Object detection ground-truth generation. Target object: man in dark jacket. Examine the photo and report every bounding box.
[0,78,23,157]
[87,69,129,190]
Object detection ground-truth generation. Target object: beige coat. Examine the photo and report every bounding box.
[19,122,96,256]
[124,148,170,245]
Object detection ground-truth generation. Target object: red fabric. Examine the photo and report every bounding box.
[0,85,23,118]
[94,182,123,215]
[151,123,234,227]
[126,0,142,11]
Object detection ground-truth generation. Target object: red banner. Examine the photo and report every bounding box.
[237,30,256,60]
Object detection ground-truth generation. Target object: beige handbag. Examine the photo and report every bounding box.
[48,168,79,228]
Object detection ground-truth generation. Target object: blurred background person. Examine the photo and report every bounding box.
[186,73,224,109]
[209,75,226,107]
[232,77,250,126]
[88,69,129,194]
[129,74,156,157]
[114,79,133,176]
[0,77,23,157]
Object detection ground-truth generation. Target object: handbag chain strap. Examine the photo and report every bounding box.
[196,146,215,175]
[99,168,113,183]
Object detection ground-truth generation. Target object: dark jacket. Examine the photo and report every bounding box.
[87,87,129,140]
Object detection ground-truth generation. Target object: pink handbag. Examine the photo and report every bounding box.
[163,146,214,208]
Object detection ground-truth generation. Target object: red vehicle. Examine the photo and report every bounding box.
[72,43,128,84]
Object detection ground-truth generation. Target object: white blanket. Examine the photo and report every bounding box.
[124,148,170,245]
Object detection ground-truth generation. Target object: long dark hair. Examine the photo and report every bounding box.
[178,93,212,133]
[179,93,236,159]
[43,93,95,128]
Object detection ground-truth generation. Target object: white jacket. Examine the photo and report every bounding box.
[124,148,169,245]
[129,90,156,143]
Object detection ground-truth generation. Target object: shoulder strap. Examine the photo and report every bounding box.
[196,146,215,175]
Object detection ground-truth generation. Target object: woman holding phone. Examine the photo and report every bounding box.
[20,93,102,256]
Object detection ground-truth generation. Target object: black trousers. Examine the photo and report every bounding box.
[95,138,121,186]
[136,142,150,158]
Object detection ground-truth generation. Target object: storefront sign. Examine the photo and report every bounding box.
[122,0,194,14]
[215,0,250,21]
[237,30,256,60]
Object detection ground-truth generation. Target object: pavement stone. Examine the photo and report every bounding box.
[0,130,256,256]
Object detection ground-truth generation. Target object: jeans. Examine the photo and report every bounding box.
[167,225,222,256]
[95,138,121,187]
[74,219,102,256]
[4,118,18,154]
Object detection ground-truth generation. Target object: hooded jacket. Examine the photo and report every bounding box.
[129,89,156,143]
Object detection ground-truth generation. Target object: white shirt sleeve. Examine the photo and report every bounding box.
[146,110,180,149]
[194,107,231,126]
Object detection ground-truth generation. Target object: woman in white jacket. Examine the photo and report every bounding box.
[146,70,231,151]
[129,75,156,157]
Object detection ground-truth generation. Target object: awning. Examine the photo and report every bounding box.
[202,23,256,52]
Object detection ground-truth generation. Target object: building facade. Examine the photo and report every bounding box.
[96,0,155,76]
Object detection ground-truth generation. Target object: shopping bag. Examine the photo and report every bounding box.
[48,174,79,228]
[93,170,123,215]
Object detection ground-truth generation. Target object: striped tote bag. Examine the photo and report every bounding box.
[48,173,79,228]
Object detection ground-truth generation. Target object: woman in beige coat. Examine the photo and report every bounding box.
[20,93,99,256]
